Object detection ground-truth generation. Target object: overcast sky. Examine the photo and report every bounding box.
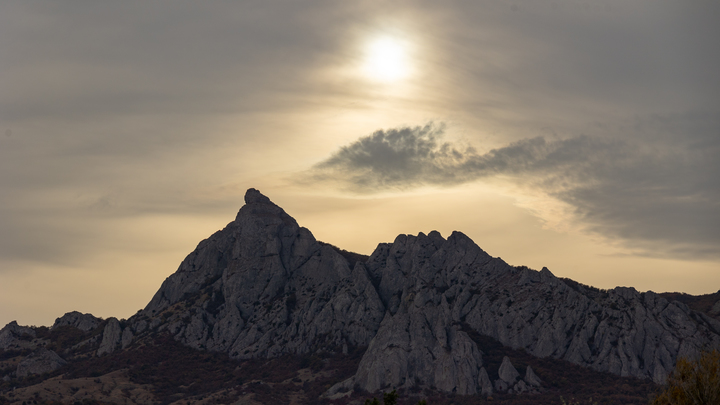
[1,0,719,327]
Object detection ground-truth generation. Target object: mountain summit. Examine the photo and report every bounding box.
[135,189,720,392]
[2,188,720,403]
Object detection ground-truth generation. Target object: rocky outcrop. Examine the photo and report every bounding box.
[492,357,535,394]
[478,367,493,396]
[136,188,385,360]
[1,188,718,398]
[97,318,122,356]
[461,274,720,384]
[52,311,101,332]
[16,348,67,377]
[0,321,36,350]
[105,189,720,394]
[711,300,720,317]
[497,356,520,387]
[525,365,542,387]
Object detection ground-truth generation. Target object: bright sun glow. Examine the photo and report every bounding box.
[362,37,411,82]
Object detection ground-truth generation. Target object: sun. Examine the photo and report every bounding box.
[362,36,412,82]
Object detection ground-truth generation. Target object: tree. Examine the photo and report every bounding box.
[383,390,398,405]
[363,389,403,405]
[651,349,720,405]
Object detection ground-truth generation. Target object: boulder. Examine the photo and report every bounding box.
[16,348,67,377]
[498,356,520,385]
[0,321,36,350]
[52,311,101,332]
[525,365,542,387]
[97,318,122,356]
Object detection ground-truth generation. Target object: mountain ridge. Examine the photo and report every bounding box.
[2,188,719,404]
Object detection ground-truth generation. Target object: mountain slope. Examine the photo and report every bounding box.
[2,188,720,404]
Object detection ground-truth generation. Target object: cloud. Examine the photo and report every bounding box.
[306,118,720,260]
[311,123,471,188]
[307,123,593,190]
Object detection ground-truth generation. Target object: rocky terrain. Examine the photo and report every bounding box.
[1,188,719,405]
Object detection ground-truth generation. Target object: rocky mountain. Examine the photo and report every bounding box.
[2,188,720,404]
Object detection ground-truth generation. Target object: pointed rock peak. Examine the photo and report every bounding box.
[244,188,273,205]
[498,356,520,384]
[540,267,555,278]
[448,230,471,242]
[428,230,444,241]
[525,365,542,387]
[236,188,298,227]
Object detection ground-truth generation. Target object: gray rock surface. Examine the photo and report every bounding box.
[525,365,542,387]
[52,311,101,332]
[478,367,493,396]
[514,379,528,393]
[711,300,720,316]
[138,188,385,360]
[0,321,36,350]
[121,327,134,349]
[97,318,122,356]
[122,188,720,394]
[16,348,67,377]
[498,356,520,385]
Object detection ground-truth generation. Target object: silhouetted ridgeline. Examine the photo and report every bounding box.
[2,189,719,404]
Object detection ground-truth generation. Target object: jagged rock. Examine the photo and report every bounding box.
[52,311,101,332]
[138,188,385,360]
[16,348,67,377]
[97,318,122,356]
[494,379,508,392]
[710,300,720,316]
[121,327,134,349]
[333,305,484,395]
[514,379,528,393]
[328,231,491,395]
[478,367,493,396]
[119,189,720,394]
[524,365,542,387]
[0,321,36,350]
[498,356,520,384]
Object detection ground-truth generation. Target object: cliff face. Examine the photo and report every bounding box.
[3,188,719,398]
[124,189,720,394]
[138,188,386,359]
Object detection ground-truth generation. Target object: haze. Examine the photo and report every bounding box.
[1,1,718,327]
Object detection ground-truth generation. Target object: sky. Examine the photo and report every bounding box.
[1,0,719,327]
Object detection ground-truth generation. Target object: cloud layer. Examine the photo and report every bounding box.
[308,118,720,259]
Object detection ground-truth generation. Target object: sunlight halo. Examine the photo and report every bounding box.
[362,36,412,82]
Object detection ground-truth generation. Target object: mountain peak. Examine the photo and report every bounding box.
[235,188,297,228]
[244,188,272,205]
[7,188,717,403]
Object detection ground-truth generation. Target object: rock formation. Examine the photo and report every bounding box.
[136,188,385,361]
[3,188,720,398]
[52,311,101,332]
[16,348,67,377]
[0,321,36,350]
[525,365,542,387]
[127,189,720,394]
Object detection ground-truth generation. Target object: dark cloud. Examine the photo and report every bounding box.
[308,117,720,259]
[308,123,599,189]
[312,123,473,188]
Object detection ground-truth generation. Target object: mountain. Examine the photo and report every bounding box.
[1,188,719,404]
